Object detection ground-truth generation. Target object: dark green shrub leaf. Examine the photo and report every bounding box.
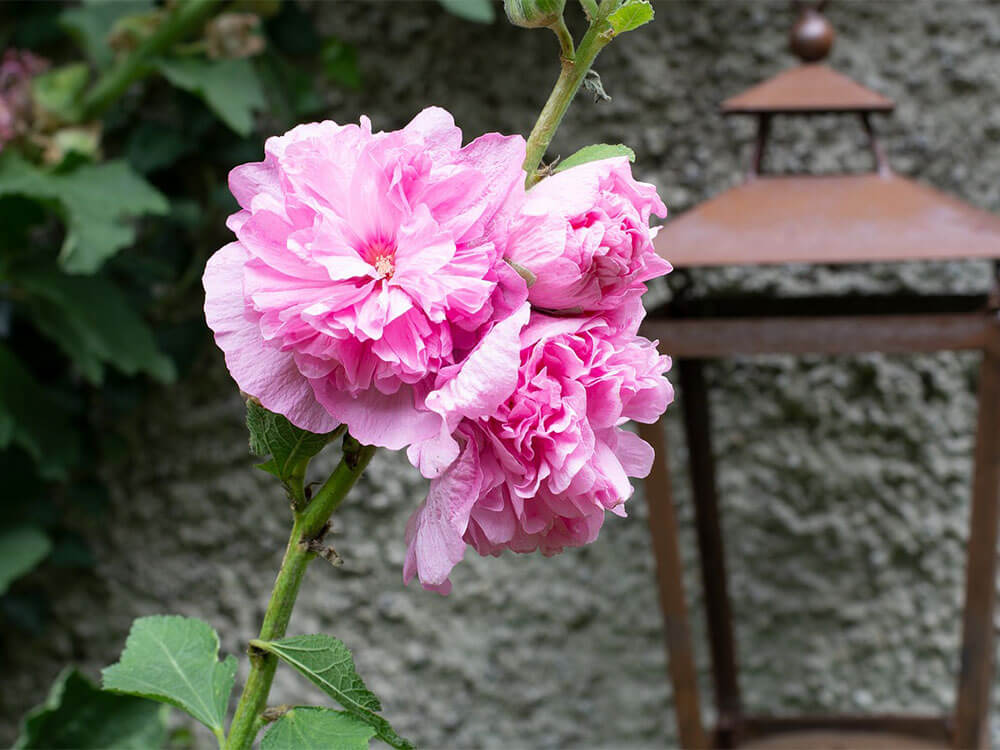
[437,0,496,23]
[59,0,155,69]
[156,57,266,137]
[31,63,90,121]
[123,121,197,174]
[0,343,80,479]
[252,634,413,750]
[0,153,169,274]
[246,400,336,489]
[15,266,176,385]
[0,525,51,595]
[555,143,635,172]
[262,707,377,750]
[607,0,654,34]
[322,40,361,90]
[14,668,168,749]
[102,615,236,739]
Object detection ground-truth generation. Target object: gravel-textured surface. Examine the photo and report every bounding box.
[4,2,1000,748]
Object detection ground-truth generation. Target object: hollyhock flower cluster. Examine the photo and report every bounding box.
[204,108,530,450]
[505,156,670,317]
[204,107,672,594]
[404,315,672,593]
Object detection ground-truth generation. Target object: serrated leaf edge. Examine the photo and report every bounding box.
[252,637,413,750]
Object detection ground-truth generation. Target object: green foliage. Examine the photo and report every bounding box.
[322,39,361,90]
[31,63,90,121]
[555,143,635,172]
[252,634,414,750]
[262,707,377,750]
[102,615,237,739]
[607,0,654,35]
[0,153,169,274]
[246,400,337,491]
[14,668,168,750]
[156,57,266,137]
[437,0,496,24]
[0,343,80,480]
[60,0,155,69]
[0,526,52,595]
[15,266,176,385]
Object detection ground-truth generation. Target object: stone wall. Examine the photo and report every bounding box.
[5,1,1000,747]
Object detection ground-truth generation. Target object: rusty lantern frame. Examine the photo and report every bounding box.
[639,8,1000,749]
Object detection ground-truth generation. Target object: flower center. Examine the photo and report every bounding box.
[373,254,394,279]
[366,240,396,280]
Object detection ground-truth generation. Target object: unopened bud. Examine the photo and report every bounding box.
[504,0,566,29]
[205,13,266,60]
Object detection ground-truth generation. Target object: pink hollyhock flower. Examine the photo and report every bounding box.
[505,157,669,317]
[403,312,673,593]
[204,107,532,449]
[0,49,48,150]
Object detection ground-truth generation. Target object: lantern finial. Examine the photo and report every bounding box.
[790,2,835,62]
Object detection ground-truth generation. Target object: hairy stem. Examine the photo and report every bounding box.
[522,6,615,186]
[225,442,377,750]
[79,0,216,120]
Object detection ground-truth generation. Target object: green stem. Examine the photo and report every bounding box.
[79,0,217,120]
[522,7,615,187]
[578,0,599,21]
[224,442,377,750]
[551,17,576,62]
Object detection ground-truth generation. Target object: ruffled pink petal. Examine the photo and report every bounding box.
[614,429,655,478]
[403,438,482,593]
[204,243,338,433]
[401,106,463,152]
[309,377,439,450]
[451,132,528,244]
[414,302,530,478]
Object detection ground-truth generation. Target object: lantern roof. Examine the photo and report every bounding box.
[654,5,1000,270]
[721,64,893,115]
[656,173,1000,268]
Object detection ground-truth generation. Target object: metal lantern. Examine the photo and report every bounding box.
[640,6,1000,749]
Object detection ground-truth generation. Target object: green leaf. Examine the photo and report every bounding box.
[15,266,176,385]
[246,400,336,488]
[555,143,636,172]
[14,668,168,750]
[102,615,237,738]
[124,121,197,174]
[607,0,654,34]
[0,153,169,274]
[0,526,52,595]
[252,634,413,750]
[262,707,377,750]
[0,343,80,480]
[437,0,496,23]
[60,0,155,69]
[31,63,90,121]
[156,57,266,137]
[321,40,361,90]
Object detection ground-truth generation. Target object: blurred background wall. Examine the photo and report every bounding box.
[4,1,1000,747]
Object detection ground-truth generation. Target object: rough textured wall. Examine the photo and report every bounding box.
[4,1,1000,747]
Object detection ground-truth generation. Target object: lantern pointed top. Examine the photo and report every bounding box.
[721,4,894,115]
[721,64,894,115]
[653,2,1000,270]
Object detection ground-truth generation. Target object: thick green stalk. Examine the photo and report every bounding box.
[522,6,616,186]
[225,443,377,750]
[79,0,217,120]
